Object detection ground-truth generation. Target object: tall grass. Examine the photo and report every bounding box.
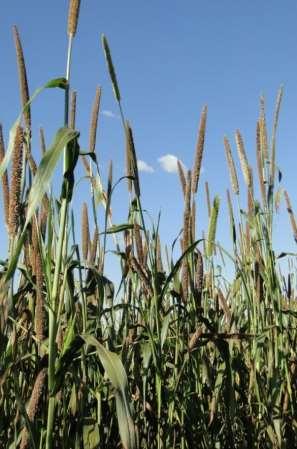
[0,2,297,449]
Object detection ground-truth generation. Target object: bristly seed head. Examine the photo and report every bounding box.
[256,120,266,206]
[284,190,297,243]
[101,34,121,103]
[12,26,31,130]
[81,202,90,261]
[235,130,251,189]
[89,227,99,264]
[89,86,101,153]
[67,0,81,37]
[20,368,47,449]
[192,105,207,194]
[126,122,140,198]
[0,124,10,230]
[224,136,239,195]
[8,125,23,238]
[69,90,77,129]
[177,160,186,197]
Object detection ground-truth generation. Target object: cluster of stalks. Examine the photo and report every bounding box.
[1,2,297,448]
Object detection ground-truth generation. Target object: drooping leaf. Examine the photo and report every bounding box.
[160,239,203,301]
[0,77,67,180]
[82,334,136,449]
[25,127,79,226]
[103,224,135,235]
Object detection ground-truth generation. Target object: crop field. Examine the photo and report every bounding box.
[1,1,297,448]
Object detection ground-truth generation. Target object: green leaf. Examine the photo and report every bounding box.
[82,334,136,449]
[160,239,203,301]
[4,232,26,281]
[44,77,67,89]
[25,127,79,226]
[161,313,171,349]
[83,422,100,449]
[54,335,84,394]
[92,174,105,206]
[103,224,135,235]
[0,77,67,181]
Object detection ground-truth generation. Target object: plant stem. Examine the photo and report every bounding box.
[45,36,73,449]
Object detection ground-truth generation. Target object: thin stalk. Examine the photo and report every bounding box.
[45,36,73,449]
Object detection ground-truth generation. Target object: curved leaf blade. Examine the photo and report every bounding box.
[82,334,136,449]
[25,127,79,226]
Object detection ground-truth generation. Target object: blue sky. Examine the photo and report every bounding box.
[1,1,297,275]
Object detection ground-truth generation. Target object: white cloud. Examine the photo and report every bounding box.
[137,159,154,173]
[158,154,186,174]
[100,109,118,119]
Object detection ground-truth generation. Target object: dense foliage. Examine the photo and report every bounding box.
[1,2,297,448]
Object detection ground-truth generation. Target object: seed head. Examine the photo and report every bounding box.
[81,202,90,261]
[69,90,77,129]
[0,125,10,229]
[12,26,31,130]
[102,34,121,103]
[192,105,207,193]
[89,86,101,153]
[8,125,23,237]
[67,0,81,37]
[224,136,239,195]
[177,160,186,197]
[235,130,251,189]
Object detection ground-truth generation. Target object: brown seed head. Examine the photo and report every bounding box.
[284,190,297,243]
[256,121,266,206]
[270,86,283,188]
[183,170,192,252]
[102,34,121,103]
[81,202,90,261]
[126,122,140,197]
[89,86,101,153]
[191,199,196,242]
[89,227,99,264]
[181,171,192,302]
[0,125,10,229]
[177,160,186,197]
[32,220,45,342]
[20,368,47,449]
[188,327,203,351]
[134,223,144,266]
[69,91,77,129]
[156,234,163,272]
[235,130,251,188]
[67,0,81,37]
[259,96,269,161]
[8,125,23,237]
[12,26,31,130]
[247,166,254,214]
[129,256,153,297]
[195,249,204,295]
[224,136,239,195]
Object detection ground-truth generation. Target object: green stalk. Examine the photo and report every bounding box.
[45,36,73,449]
